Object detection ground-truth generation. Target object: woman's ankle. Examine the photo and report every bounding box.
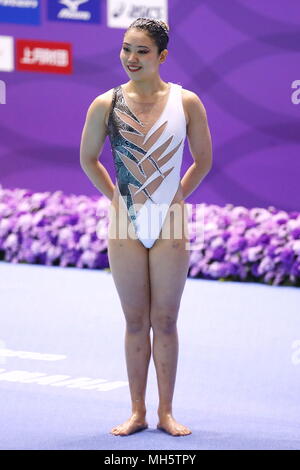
[132,403,147,417]
[158,405,173,417]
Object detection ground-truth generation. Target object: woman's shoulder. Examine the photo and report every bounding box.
[180,86,207,124]
[180,86,204,106]
[90,86,120,126]
[92,86,117,109]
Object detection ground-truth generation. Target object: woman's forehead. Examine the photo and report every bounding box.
[123,29,153,47]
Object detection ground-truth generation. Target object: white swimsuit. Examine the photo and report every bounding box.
[107,82,186,248]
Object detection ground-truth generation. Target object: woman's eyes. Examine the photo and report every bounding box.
[122,47,148,54]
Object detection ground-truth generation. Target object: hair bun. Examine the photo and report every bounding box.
[159,20,169,33]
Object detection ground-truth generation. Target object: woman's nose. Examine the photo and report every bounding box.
[128,52,138,62]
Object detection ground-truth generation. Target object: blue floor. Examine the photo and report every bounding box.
[0,260,299,450]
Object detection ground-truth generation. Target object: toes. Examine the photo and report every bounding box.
[174,426,191,436]
[111,426,136,436]
[156,422,191,436]
[111,428,122,435]
[182,429,191,435]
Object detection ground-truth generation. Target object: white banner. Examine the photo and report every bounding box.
[0,36,14,72]
[107,0,168,29]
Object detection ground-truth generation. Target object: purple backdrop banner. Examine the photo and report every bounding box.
[0,0,299,210]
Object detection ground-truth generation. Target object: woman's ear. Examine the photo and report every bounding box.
[160,49,168,64]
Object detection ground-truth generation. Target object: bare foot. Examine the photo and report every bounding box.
[110,414,148,436]
[157,414,192,436]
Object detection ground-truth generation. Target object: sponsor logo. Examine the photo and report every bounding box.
[47,0,100,23]
[16,39,72,74]
[107,0,168,29]
[0,0,40,25]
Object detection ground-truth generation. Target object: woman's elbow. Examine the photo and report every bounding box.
[80,150,99,168]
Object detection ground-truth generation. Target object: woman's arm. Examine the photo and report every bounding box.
[80,94,115,201]
[180,91,213,200]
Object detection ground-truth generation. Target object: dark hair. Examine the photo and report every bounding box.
[125,17,169,55]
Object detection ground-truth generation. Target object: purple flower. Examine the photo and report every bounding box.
[212,246,226,261]
[279,248,295,265]
[257,256,275,275]
[251,263,260,277]
[291,227,300,240]
[227,236,247,253]
[291,260,300,276]
[1,187,299,286]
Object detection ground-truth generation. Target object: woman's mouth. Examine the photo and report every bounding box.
[127,65,142,72]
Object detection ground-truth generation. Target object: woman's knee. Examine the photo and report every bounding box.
[150,305,179,334]
[123,304,151,333]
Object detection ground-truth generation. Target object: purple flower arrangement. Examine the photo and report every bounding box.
[188,203,300,286]
[0,185,299,287]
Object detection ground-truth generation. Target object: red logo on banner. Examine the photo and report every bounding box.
[16,39,72,74]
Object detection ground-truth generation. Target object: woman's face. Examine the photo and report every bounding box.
[120,28,166,80]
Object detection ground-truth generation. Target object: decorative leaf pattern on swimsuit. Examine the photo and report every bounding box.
[107,85,183,228]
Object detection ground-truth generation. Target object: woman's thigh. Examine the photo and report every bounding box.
[149,201,190,330]
[107,204,151,329]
